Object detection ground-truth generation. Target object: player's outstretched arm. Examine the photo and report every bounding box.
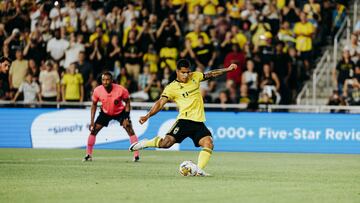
[139,96,168,124]
[203,63,237,80]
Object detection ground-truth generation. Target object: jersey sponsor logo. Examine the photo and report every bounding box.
[173,127,179,134]
[181,87,199,98]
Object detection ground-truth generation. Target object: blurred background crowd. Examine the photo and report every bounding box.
[0,0,352,110]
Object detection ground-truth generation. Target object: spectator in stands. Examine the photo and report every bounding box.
[226,0,244,27]
[250,15,271,49]
[123,30,142,82]
[345,33,360,63]
[61,63,84,102]
[239,84,251,106]
[39,60,60,102]
[201,87,213,103]
[159,37,178,72]
[294,11,315,73]
[9,49,28,98]
[28,59,39,83]
[179,38,196,67]
[88,37,105,78]
[80,1,97,33]
[156,14,181,49]
[143,43,159,73]
[4,28,25,60]
[332,49,356,95]
[226,80,238,104]
[343,77,360,106]
[121,2,139,30]
[224,43,245,86]
[281,0,300,26]
[105,34,121,71]
[47,29,69,66]
[160,66,172,87]
[193,35,216,71]
[23,31,46,67]
[262,1,280,36]
[122,17,142,47]
[75,51,93,101]
[12,73,41,105]
[0,56,11,100]
[277,21,295,52]
[188,5,204,31]
[138,20,156,52]
[241,59,258,100]
[327,90,346,113]
[144,73,162,102]
[89,26,109,48]
[287,47,303,102]
[116,67,137,93]
[332,2,346,37]
[201,0,218,17]
[186,23,210,48]
[221,25,248,53]
[64,33,85,69]
[273,41,292,104]
[303,0,321,23]
[259,63,281,104]
[214,90,230,111]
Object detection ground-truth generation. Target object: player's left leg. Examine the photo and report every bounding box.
[121,119,140,162]
[197,136,213,170]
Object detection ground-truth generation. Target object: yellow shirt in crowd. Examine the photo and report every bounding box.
[293,22,315,52]
[185,31,210,48]
[62,73,83,100]
[160,47,178,71]
[143,53,159,73]
[200,0,218,16]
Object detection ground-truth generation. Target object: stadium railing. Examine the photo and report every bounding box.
[2,100,360,113]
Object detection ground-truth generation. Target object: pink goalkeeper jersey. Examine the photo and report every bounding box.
[92,84,129,116]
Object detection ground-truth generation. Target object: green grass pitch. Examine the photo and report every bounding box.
[0,148,359,203]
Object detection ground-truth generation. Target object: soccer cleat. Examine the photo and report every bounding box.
[129,139,148,151]
[196,168,211,177]
[133,156,140,162]
[82,154,92,162]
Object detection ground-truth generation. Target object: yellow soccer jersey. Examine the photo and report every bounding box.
[161,71,205,122]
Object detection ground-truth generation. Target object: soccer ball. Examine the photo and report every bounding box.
[179,160,197,176]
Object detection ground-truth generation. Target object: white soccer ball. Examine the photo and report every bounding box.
[179,160,198,176]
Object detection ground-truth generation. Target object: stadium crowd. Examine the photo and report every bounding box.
[0,0,350,109]
[330,23,360,108]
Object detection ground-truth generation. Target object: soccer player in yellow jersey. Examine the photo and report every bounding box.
[129,59,237,176]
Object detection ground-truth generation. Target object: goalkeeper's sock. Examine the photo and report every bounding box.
[86,134,96,155]
[197,147,212,169]
[145,136,161,148]
[129,135,139,158]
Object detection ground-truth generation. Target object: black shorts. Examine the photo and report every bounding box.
[167,119,212,147]
[300,51,312,61]
[95,111,129,127]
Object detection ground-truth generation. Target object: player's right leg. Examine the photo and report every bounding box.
[83,124,103,161]
[129,135,176,151]
[83,112,111,162]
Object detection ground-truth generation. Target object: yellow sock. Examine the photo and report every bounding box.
[145,136,161,148]
[197,147,212,169]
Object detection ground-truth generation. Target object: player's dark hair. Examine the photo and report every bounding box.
[102,71,113,79]
[0,56,12,64]
[176,59,190,70]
